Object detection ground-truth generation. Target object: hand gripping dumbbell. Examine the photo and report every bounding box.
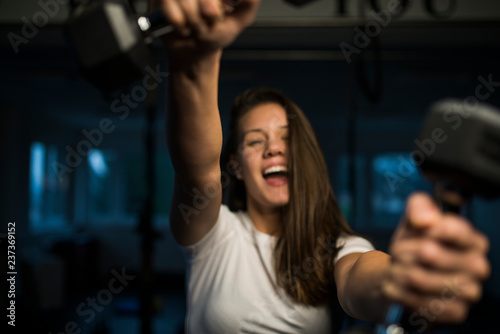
[66,0,173,92]
[375,98,500,334]
[65,0,320,92]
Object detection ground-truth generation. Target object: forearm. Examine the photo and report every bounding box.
[167,50,223,187]
[337,251,392,323]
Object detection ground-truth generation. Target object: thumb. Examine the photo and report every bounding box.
[404,192,442,230]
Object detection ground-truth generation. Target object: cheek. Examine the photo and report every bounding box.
[241,151,261,172]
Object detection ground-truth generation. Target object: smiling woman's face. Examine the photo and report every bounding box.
[235,102,290,211]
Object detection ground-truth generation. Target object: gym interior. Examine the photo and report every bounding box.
[1,0,500,333]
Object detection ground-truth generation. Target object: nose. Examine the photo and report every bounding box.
[264,137,285,157]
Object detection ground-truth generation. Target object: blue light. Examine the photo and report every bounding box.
[29,142,45,228]
[88,149,109,177]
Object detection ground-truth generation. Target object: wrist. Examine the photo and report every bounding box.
[169,48,222,68]
[169,49,222,81]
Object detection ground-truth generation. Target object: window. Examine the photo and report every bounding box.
[29,142,71,234]
[87,149,120,223]
[371,153,432,229]
[29,142,175,233]
[80,149,175,228]
[336,152,432,231]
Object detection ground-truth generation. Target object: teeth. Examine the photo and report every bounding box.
[263,165,288,175]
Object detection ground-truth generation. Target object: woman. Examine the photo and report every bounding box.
[153,0,490,332]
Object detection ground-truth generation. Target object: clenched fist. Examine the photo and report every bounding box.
[149,0,261,55]
[383,193,490,325]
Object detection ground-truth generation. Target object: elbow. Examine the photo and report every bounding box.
[343,291,386,324]
[336,251,391,324]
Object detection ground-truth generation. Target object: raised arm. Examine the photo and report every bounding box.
[153,0,260,245]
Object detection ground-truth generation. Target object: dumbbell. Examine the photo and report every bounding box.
[65,0,173,92]
[416,98,500,207]
[66,0,315,92]
[375,98,500,334]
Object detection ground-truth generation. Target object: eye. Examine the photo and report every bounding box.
[248,140,263,146]
[244,134,267,147]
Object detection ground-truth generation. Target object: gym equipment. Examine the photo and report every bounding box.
[415,98,500,200]
[376,98,500,334]
[66,0,173,92]
[66,0,320,92]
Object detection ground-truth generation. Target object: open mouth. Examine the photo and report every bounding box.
[262,165,288,186]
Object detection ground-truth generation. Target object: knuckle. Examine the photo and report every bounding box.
[479,259,491,280]
[381,282,398,300]
[162,4,186,27]
[452,303,470,323]
[456,276,482,303]
[478,232,490,253]
[169,14,186,27]
[440,302,468,323]
[405,268,424,289]
[201,0,222,18]
[417,239,438,264]
[441,214,466,236]
[468,284,483,303]
[470,256,491,280]
[388,242,406,259]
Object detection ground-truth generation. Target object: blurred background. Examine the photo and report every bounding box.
[1,0,499,333]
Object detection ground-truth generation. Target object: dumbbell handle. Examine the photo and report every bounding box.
[137,10,174,44]
[137,3,237,44]
[375,304,404,334]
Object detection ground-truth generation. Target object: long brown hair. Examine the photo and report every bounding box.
[221,87,354,306]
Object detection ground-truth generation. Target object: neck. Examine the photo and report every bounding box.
[247,200,282,236]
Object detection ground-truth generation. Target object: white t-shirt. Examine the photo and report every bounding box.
[181,205,374,334]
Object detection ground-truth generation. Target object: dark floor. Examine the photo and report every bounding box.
[6,267,187,334]
[105,292,186,334]
[12,290,186,334]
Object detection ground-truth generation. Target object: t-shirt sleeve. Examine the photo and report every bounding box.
[180,204,236,261]
[334,234,375,264]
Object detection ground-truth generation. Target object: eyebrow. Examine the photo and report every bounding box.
[242,125,288,137]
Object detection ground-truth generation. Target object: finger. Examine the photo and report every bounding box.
[415,239,491,280]
[390,264,483,303]
[382,280,472,324]
[390,238,491,281]
[160,0,190,35]
[390,236,425,261]
[177,0,206,34]
[223,0,238,12]
[199,0,224,22]
[427,214,490,253]
[404,192,442,231]
[223,0,261,28]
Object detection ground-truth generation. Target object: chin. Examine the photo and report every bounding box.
[267,195,289,207]
[270,187,289,205]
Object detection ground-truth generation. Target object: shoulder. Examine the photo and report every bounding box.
[181,204,245,260]
[334,234,375,264]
